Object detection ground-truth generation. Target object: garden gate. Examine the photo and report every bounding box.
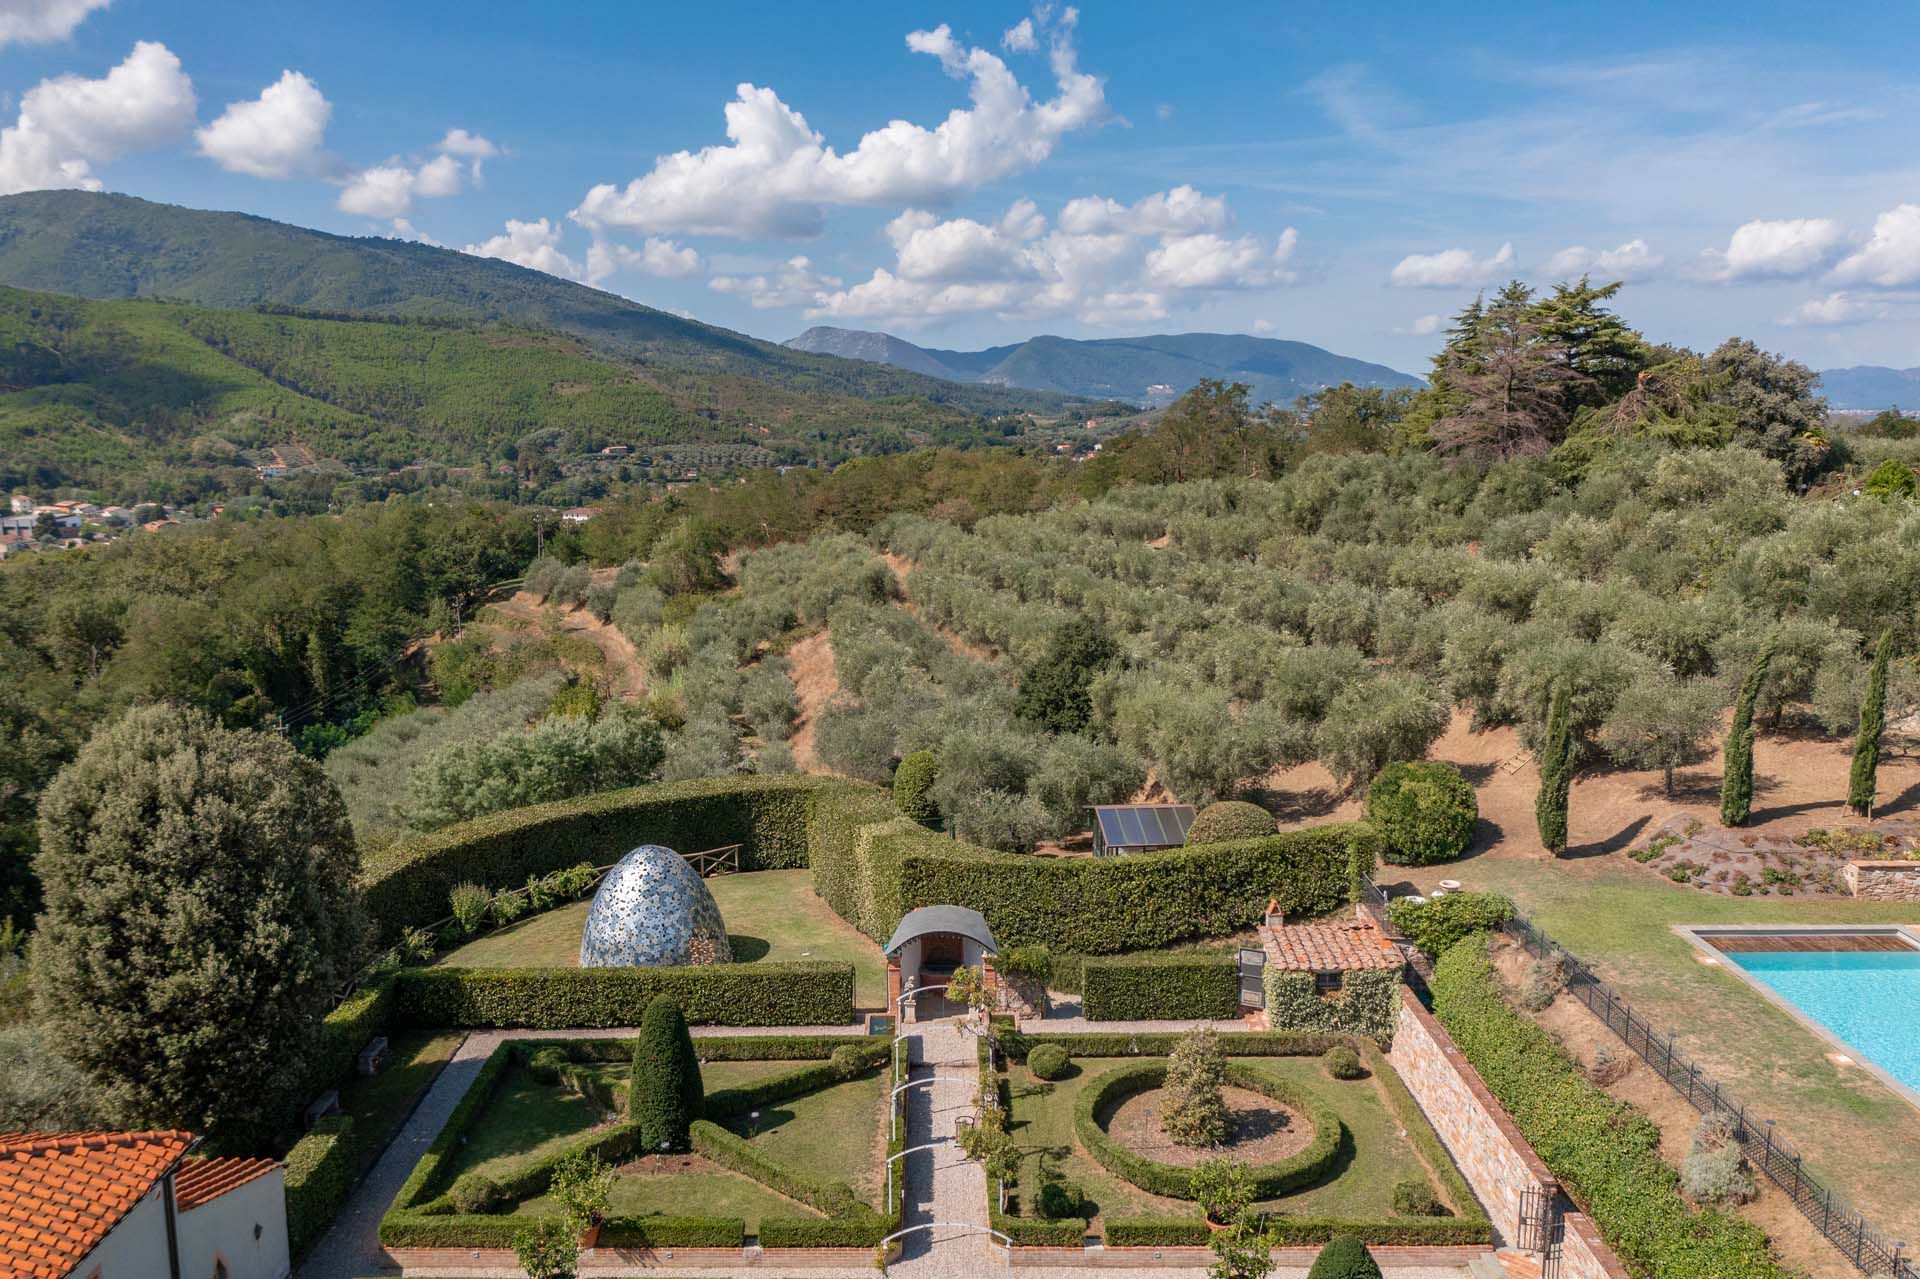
[1237,946,1266,1009]
[1517,1184,1564,1279]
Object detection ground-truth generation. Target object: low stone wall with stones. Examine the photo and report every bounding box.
[1846,860,1920,902]
[1387,988,1628,1279]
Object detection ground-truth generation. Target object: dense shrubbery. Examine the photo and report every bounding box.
[1430,936,1792,1279]
[1386,891,1516,958]
[1080,954,1239,1021]
[402,709,666,830]
[892,749,939,822]
[392,962,855,1028]
[1365,761,1476,865]
[1185,801,1276,845]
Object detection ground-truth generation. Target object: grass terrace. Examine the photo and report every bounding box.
[434,869,890,1010]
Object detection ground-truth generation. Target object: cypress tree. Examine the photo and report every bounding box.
[1848,630,1895,816]
[631,996,702,1152]
[1719,642,1775,827]
[1534,682,1572,856]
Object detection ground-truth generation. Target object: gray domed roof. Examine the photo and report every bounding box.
[579,844,733,968]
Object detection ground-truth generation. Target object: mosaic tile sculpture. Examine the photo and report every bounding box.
[578,844,733,968]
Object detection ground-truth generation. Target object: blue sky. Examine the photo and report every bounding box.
[5,0,1920,373]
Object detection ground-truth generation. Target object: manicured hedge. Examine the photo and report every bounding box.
[1000,1024,1357,1062]
[600,1215,747,1247]
[1080,953,1240,1021]
[1106,1217,1208,1246]
[284,1116,356,1258]
[1103,1213,1489,1248]
[1072,1062,1344,1201]
[1430,936,1790,1279]
[692,1121,872,1217]
[391,962,855,1028]
[361,774,847,936]
[701,1041,888,1118]
[549,1033,875,1063]
[757,1215,892,1247]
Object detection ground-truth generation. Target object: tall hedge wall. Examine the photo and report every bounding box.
[391,962,855,1028]
[1080,953,1240,1021]
[1430,936,1790,1279]
[362,773,1377,962]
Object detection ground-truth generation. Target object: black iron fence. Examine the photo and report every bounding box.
[1504,916,1916,1279]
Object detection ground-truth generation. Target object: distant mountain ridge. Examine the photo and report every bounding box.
[787,325,1424,406]
[1816,365,1920,411]
[0,190,1074,419]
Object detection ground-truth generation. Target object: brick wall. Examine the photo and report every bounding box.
[1845,860,1920,902]
[1387,989,1629,1279]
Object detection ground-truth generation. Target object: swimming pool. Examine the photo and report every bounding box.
[1712,938,1920,1101]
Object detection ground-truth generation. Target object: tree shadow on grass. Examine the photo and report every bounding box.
[1565,815,1648,860]
[728,934,771,962]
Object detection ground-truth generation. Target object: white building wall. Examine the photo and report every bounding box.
[63,1189,168,1278]
[176,1170,290,1279]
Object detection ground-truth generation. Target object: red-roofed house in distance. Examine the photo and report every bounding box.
[0,1131,288,1279]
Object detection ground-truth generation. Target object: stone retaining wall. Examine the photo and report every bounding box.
[1845,859,1920,902]
[1386,988,1629,1279]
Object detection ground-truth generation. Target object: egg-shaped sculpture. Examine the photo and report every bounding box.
[578,844,733,968]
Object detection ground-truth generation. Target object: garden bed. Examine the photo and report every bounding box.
[378,1034,899,1249]
[1621,813,1920,898]
[998,1043,1480,1242]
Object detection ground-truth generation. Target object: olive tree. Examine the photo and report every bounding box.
[1598,671,1724,797]
[34,705,367,1140]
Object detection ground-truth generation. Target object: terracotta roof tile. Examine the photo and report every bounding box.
[1261,915,1404,972]
[0,1130,194,1278]
[174,1156,279,1211]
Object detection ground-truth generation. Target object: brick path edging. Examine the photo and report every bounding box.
[1006,1245,1495,1269]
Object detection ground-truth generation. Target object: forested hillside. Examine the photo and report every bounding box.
[0,288,1038,495]
[0,191,1075,416]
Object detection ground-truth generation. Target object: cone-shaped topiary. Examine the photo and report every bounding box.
[1534,682,1572,856]
[1720,642,1773,827]
[1307,1235,1383,1279]
[631,995,702,1152]
[1185,800,1276,846]
[893,750,939,824]
[1849,630,1894,816]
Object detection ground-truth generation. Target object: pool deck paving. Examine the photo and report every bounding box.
[297,1018,1481,1279]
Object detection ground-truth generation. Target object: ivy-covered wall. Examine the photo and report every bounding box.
[1262,966,1401,1041]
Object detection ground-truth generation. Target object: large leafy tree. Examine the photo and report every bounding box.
[1533,278,1652,406]
[1598,670,1722,798]
[1015,618,1119,735]
[1703,338,1832,486]
[34,704,367,1140]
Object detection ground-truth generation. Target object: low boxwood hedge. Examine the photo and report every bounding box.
[756,1215,891,1247]
[544,1033,874,1063]
[1072,1061,1345,1201]
[1080,953,1240,1021]
[691,1120,870,1217]
[284,1115,356,1258]
[1106,1216,1208,1246]
[702,1041,887,1117]
[1430,935,1790,1279]
[599,1215,747,1247]
[391,962,855,1028]
[1000,1025,1357,1062]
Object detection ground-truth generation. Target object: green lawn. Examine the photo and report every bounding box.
[721,1069,888,1202]
[440,1062,628,1185]
[511,1161,815,1229]
[434,869,889,1009]
[1417,855,1920,1241]
[1005,1053,1455,1231]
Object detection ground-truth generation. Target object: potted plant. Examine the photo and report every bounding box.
[1191,1156,1254,1230]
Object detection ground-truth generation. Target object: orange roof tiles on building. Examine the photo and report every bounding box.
[0,1130,194,1279]
[1261,915,1404,972]
[173,1156,279,1211]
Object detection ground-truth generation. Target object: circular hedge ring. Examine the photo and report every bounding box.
[1073,1061,1345,1200]
[1365,761,1476,866]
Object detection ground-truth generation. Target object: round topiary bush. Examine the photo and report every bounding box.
[1322,1045,1364,1080]
[1184,801,1275,846]
[528,1046,569,1085]
[830,1044,867,1080]
[1392,1178,1446,1217]
[449,1171,503,1214]
[1308,1235,1383,1279]
[1028,1044,1071,1081]
[893,750,939,823]
[1364,760,1477,866]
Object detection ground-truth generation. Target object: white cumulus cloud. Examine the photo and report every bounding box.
[1002,17,1037,51]
[1397,313,1444,336]
[0,0,109,47]
[197,70,329,179]
[572,12,1106,238]
[708,256,843,309]
[463,217,585,282]
[1701,216,1846,281]
[1781,291,1872,326]
[0,40,196,194]
[337,165,417,218]
[1059,184,1228,237]
[1144,228,1297,290]
[587,236,702,285]
[1544,238,1662,280]
[336,130,494,220]
[1389,242,1514,288]
[1831,203,1920,288]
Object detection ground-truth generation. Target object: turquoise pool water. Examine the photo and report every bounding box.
[1724,948,1920,1095]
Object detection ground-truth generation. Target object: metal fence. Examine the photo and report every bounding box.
[1504,916,1916,1279]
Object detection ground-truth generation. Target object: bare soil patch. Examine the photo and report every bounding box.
[784,628,838,775]
[487,591,647,700]
[1102,1087,1313,1167]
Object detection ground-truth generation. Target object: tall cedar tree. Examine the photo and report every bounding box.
[1848,630,1895,816]
[33,704,366,1141]
[1720,643,1774,826]
[1014,618,1118,735]
[1431,283,1591,460]
[631,996,703,1151]
[1535,682,1573,855]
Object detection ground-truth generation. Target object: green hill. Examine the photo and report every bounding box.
[0,191,1071,416]
[0,287,1033,493]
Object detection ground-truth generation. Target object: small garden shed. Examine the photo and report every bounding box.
[884,904,998,1020]
[1258,908,1405,1038]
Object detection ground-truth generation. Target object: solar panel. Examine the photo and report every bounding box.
[1090,804,1198,852]
[1115,806,1150,848]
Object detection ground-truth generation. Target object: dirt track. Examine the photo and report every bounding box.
[488,591,648,701]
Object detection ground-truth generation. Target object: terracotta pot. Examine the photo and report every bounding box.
[580,1221,602,1249]
[1204,1212,1231,1232]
